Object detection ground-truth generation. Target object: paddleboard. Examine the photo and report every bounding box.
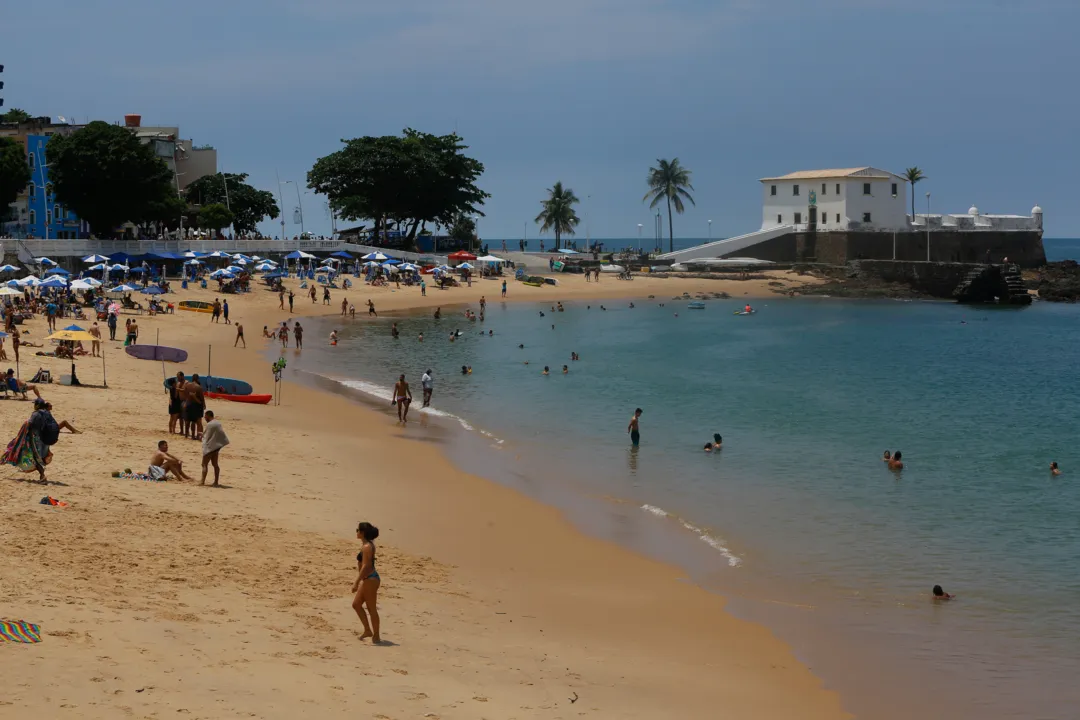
[178,300,215,313]
[205,392,272,405]
[164,375,254,396]
[733,310,756,315]
[126,345,189,362]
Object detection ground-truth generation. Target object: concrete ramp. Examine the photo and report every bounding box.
[658,225,794,262]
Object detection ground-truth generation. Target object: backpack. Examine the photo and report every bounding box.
[38,413,61,446]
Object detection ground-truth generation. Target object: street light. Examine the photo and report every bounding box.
[281,180,305,238]
[637,223,643,253]
[708,219,713,241]
[925,192,931,261]
[274,169,286,242]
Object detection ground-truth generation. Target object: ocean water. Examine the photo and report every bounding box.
[280,237,1080,719]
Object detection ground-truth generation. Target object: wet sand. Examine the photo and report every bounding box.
[0,269,846,719]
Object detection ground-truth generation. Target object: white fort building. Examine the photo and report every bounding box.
[661,166,1046,267]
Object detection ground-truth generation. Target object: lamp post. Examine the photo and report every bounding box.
[219,172,234,240]
[274,169,286,242]
[282,180,304,239]
[637,223,643,253]
[708,219,713,241]
[925,192,931,262]
[655,209,662,253]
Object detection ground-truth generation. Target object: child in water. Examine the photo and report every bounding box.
[932,585,954,601]
[1050,461,1062,476]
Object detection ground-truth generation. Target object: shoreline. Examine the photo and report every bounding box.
[4,271,849,719]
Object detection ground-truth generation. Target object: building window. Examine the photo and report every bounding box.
[821,183,827,195]
[54,204,62,219]
[45,182,53,197]
[795,212,802,225]
[793,184,800,196]
[836,183,840,194]
[28,182,35,198]
[863,212,872,223]
[770,185,776,196]
[28,152,35,169]
[836,214,840,222]
[863,182,872,195]
[891,182,898,196]
[29,210,36,226]
[777,214,782,224]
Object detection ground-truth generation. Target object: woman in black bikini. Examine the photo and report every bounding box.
[352,521,382,643]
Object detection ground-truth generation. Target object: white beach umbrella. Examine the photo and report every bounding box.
[0,264,19,273]
[0,286,22,296]
[69,279,94,291]
[82,277,102,287]
[361,252,388,261]
[88,263,107,271]
[457,262,474,270]
[18,275,42,286]
[255,262,275,271]
[82,254,110,263]
[109,284,139,293]
[184,259,202,266]
[398,263,419,271]
[476,255,505,263]
[108,264,130,272]
[207,250,232,259]
[35,257,57,266]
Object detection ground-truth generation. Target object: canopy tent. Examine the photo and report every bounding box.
[476,254,506,263]
[448,250,477,261]
[82,254,110,263]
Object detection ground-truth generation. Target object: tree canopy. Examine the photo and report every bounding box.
[198,203,234,235]
[184,172,278,236]
[307,129,488,249]
[535,182,580,250]
[0,109,32,124]
[0,137,31,222]
[449,214,477,248]
[644,158,695,253]
[904,167,926,221]
[47,121,173,237]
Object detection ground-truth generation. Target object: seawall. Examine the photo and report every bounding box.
[726,230,1046,268]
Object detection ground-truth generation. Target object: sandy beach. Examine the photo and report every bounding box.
[0,269,846,719]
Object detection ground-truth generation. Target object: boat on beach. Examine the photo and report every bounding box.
[205,391,272,405]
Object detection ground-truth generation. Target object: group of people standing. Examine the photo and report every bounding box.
[164,371,229,486]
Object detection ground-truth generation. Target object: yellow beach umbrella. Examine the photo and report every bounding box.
[45,329,106,387]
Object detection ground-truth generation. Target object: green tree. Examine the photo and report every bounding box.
[198,203,234,235]
[47,121,173,237]
[184,172,279,236]
[0,137,31,222]
[534,182,580,250]
[136,188,189,232]
[449,214,477,249]
[0,109,33,124]
[307,129,488,250]
[644,158,695,253]
[903,167,926,222]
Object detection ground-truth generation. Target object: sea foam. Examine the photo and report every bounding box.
[640,504,742,567]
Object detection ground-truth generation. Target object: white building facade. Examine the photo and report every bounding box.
[760,167,910,232]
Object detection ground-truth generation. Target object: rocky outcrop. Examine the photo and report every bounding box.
[1035,261,1080,302]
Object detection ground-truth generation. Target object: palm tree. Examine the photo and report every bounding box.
[644,158,695,253]
[535,182,580,250]
[904,167,926,222]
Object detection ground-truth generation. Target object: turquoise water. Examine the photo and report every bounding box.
[281,237,1080,718]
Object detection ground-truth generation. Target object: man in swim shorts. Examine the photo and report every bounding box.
[391,374,412,423]
[628,408,642,446]
[421,369,433,407]
[184,374,206,439]
[150,439,192,480]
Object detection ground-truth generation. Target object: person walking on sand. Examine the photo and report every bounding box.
[127,318,139,345]
[280,323,290,349]
[200,410,229,487]
[352,521,382,643]
[501,279,507,298]
[628,408,642,446]
[420,279,426,296]
[107,310,118,341]
[223,299,230,325]
[294,321,304,349]
[391,374,412,423]
[279,289,285,310]
[310,286,317,303]
[288,290,295,313]
[234,323,245,348]
[341,298,348,316]
[323,287,331,305]
[211,298,221,323]
[479,295,486,313]
[367,299,377,317]
[421,368,433,407]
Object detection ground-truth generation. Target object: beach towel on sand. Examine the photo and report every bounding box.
[0,621,41,643]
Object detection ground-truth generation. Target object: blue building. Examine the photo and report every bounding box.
[25,134,88,239]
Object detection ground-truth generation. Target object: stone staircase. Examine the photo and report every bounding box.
[953,264,1031,305]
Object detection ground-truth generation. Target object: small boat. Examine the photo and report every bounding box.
[687,301,706,310]
[733,310,756,315]
[178,300,214,314]
[205,392,272,405]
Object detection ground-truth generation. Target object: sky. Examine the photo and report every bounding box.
[4,1,1079,239]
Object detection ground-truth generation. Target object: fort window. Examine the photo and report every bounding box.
[863,212,872,223]
[835,183,840,194]
[793,184,800,196]
[770,185,776,196]
[821,183,827,195]
[891,183,898,196]
[863,183,872,195]
[795,212,802,224]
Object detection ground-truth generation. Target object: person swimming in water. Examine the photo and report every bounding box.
[883,450,892,462]
[542,366,550,375]
[704,443,713,453]
[713,433,722,449]
[888,450,904,470]
[562,365,568,374]
[932,585,954,601]
[1050,461,1062,476]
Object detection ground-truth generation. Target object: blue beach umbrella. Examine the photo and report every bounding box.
[0,264,19,273]
[82,254,110,263]
[361,252,388,261]
[141,286,166,295]
[40,276,69,289]
[35,257,57,266]
[45,267,70,276]
[62,324,86,332]
[109,284,139,293]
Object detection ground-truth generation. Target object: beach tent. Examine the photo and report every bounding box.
[82,254,110,263]
[476,255,506,263]
[361,252,388,261]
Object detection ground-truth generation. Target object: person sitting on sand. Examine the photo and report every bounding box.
[932,585,954,601]
[5,368,41,400]
[352,521,382,643]
[1050,461,1062,476]
[150,439,192,481]
[883,450,892,462]
[888,450,904,471]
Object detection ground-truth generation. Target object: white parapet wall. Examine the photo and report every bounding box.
[657,225,795,262]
